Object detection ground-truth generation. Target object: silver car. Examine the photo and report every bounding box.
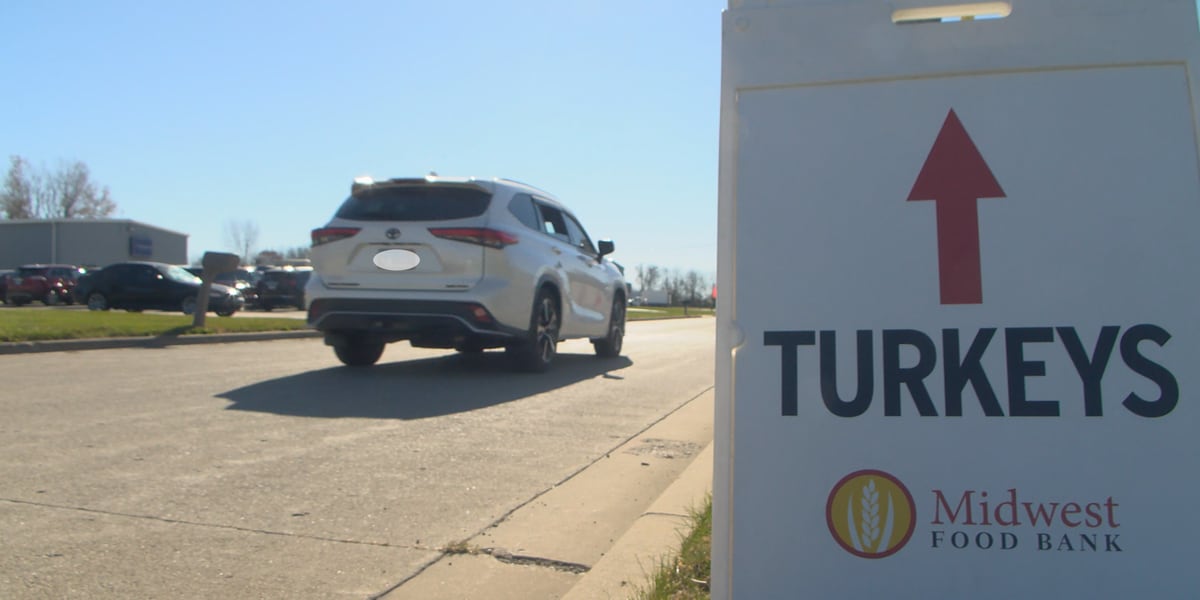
[306,175,626,370]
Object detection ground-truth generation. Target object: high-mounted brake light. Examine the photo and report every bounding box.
[312,227,361,246]
[428,227,518,249]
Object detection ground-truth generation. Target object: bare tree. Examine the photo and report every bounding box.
[684,270,705,304]
[1,156,33,219]
[224,219,260,264]
[1,155,117,219]
[637,264,663,293]
[662,268,683,305]
[284,246,311,260]
[50,161,116,218]
[255,249,284,266]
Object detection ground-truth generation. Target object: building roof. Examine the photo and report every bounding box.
[0,218,189,238]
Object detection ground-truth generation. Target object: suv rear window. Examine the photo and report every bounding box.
[335,185,491,221]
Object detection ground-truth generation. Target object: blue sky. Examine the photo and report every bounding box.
[2,1,724,278]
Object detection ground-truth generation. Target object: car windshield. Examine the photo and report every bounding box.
[17,267,49,276]
[335,185,491,221]
[164,265,201,284]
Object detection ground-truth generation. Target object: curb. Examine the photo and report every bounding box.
[561,442,714,600]
[0,329,321,355]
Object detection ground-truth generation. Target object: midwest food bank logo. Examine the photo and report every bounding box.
[827,470,1126,558]
[826,470,916,558]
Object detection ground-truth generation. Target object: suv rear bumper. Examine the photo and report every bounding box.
[308,298,527,347]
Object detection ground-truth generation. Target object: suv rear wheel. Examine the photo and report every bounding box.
[334,335,386,367]
[509,288,560,372]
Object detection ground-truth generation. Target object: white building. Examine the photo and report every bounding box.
[0,219,187,269]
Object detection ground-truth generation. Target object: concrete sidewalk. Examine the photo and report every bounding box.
[561,442,713,600]
[380,389,715,600]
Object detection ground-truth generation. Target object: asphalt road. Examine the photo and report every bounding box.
[0,318,715,599]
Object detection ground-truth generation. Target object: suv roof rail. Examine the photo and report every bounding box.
[347,174,552,197]
[495,178,552,196]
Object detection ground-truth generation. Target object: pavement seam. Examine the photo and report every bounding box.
[366,384,715,599]
[0,497,420,551]
[641,511,691,519]
[478,548,591,574]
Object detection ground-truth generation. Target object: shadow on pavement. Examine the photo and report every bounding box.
[219,351,634,420]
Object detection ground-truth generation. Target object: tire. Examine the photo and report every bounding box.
[87,293,109,311]
[592,296,625,358]
[181,296,197,315]
[43,291,60,306]
[509,288,560,373]
[216,309,236,317]
[334,337,385,367]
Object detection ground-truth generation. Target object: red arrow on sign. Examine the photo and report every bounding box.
[908,109,1006,305]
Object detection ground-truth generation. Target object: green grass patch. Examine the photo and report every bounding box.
[638,497,712,600]
[0,309,309,343]
[627,306,714,321]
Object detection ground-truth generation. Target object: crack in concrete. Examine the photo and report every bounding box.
[0,497,424,551]
[480,547,591,574]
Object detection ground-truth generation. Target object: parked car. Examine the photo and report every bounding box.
[219,268,261,307]
[75,261,245,316]
[3,264,85,306]
[184,266,261,308]
[306,175,626,369]
[256,267,311,310]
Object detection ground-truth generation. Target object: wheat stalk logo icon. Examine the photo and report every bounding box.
[828,470,914,559]
[845,477,896,553]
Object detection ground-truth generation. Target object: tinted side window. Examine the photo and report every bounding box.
[564,214,597,255]
[106,265,136,284]
[335,185,491,221]
[133,265,158,283]
[508,194,540,230]
[536,203,571,242]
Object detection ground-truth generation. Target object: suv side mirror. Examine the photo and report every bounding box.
[598,239,615,257]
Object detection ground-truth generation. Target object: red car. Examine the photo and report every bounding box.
[3,264,85,306]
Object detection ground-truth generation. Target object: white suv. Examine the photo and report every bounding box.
[306,175,626,370]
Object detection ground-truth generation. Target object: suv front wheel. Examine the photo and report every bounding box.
[592,296,625,358]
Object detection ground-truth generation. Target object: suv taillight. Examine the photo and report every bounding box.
[312,227,361,246]
[428,228,518,249]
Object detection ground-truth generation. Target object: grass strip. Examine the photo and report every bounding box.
[638,497,712,600]
[0,310,308,343]
[627,306,714,320]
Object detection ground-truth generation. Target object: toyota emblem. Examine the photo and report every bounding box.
[385,228,402,240]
